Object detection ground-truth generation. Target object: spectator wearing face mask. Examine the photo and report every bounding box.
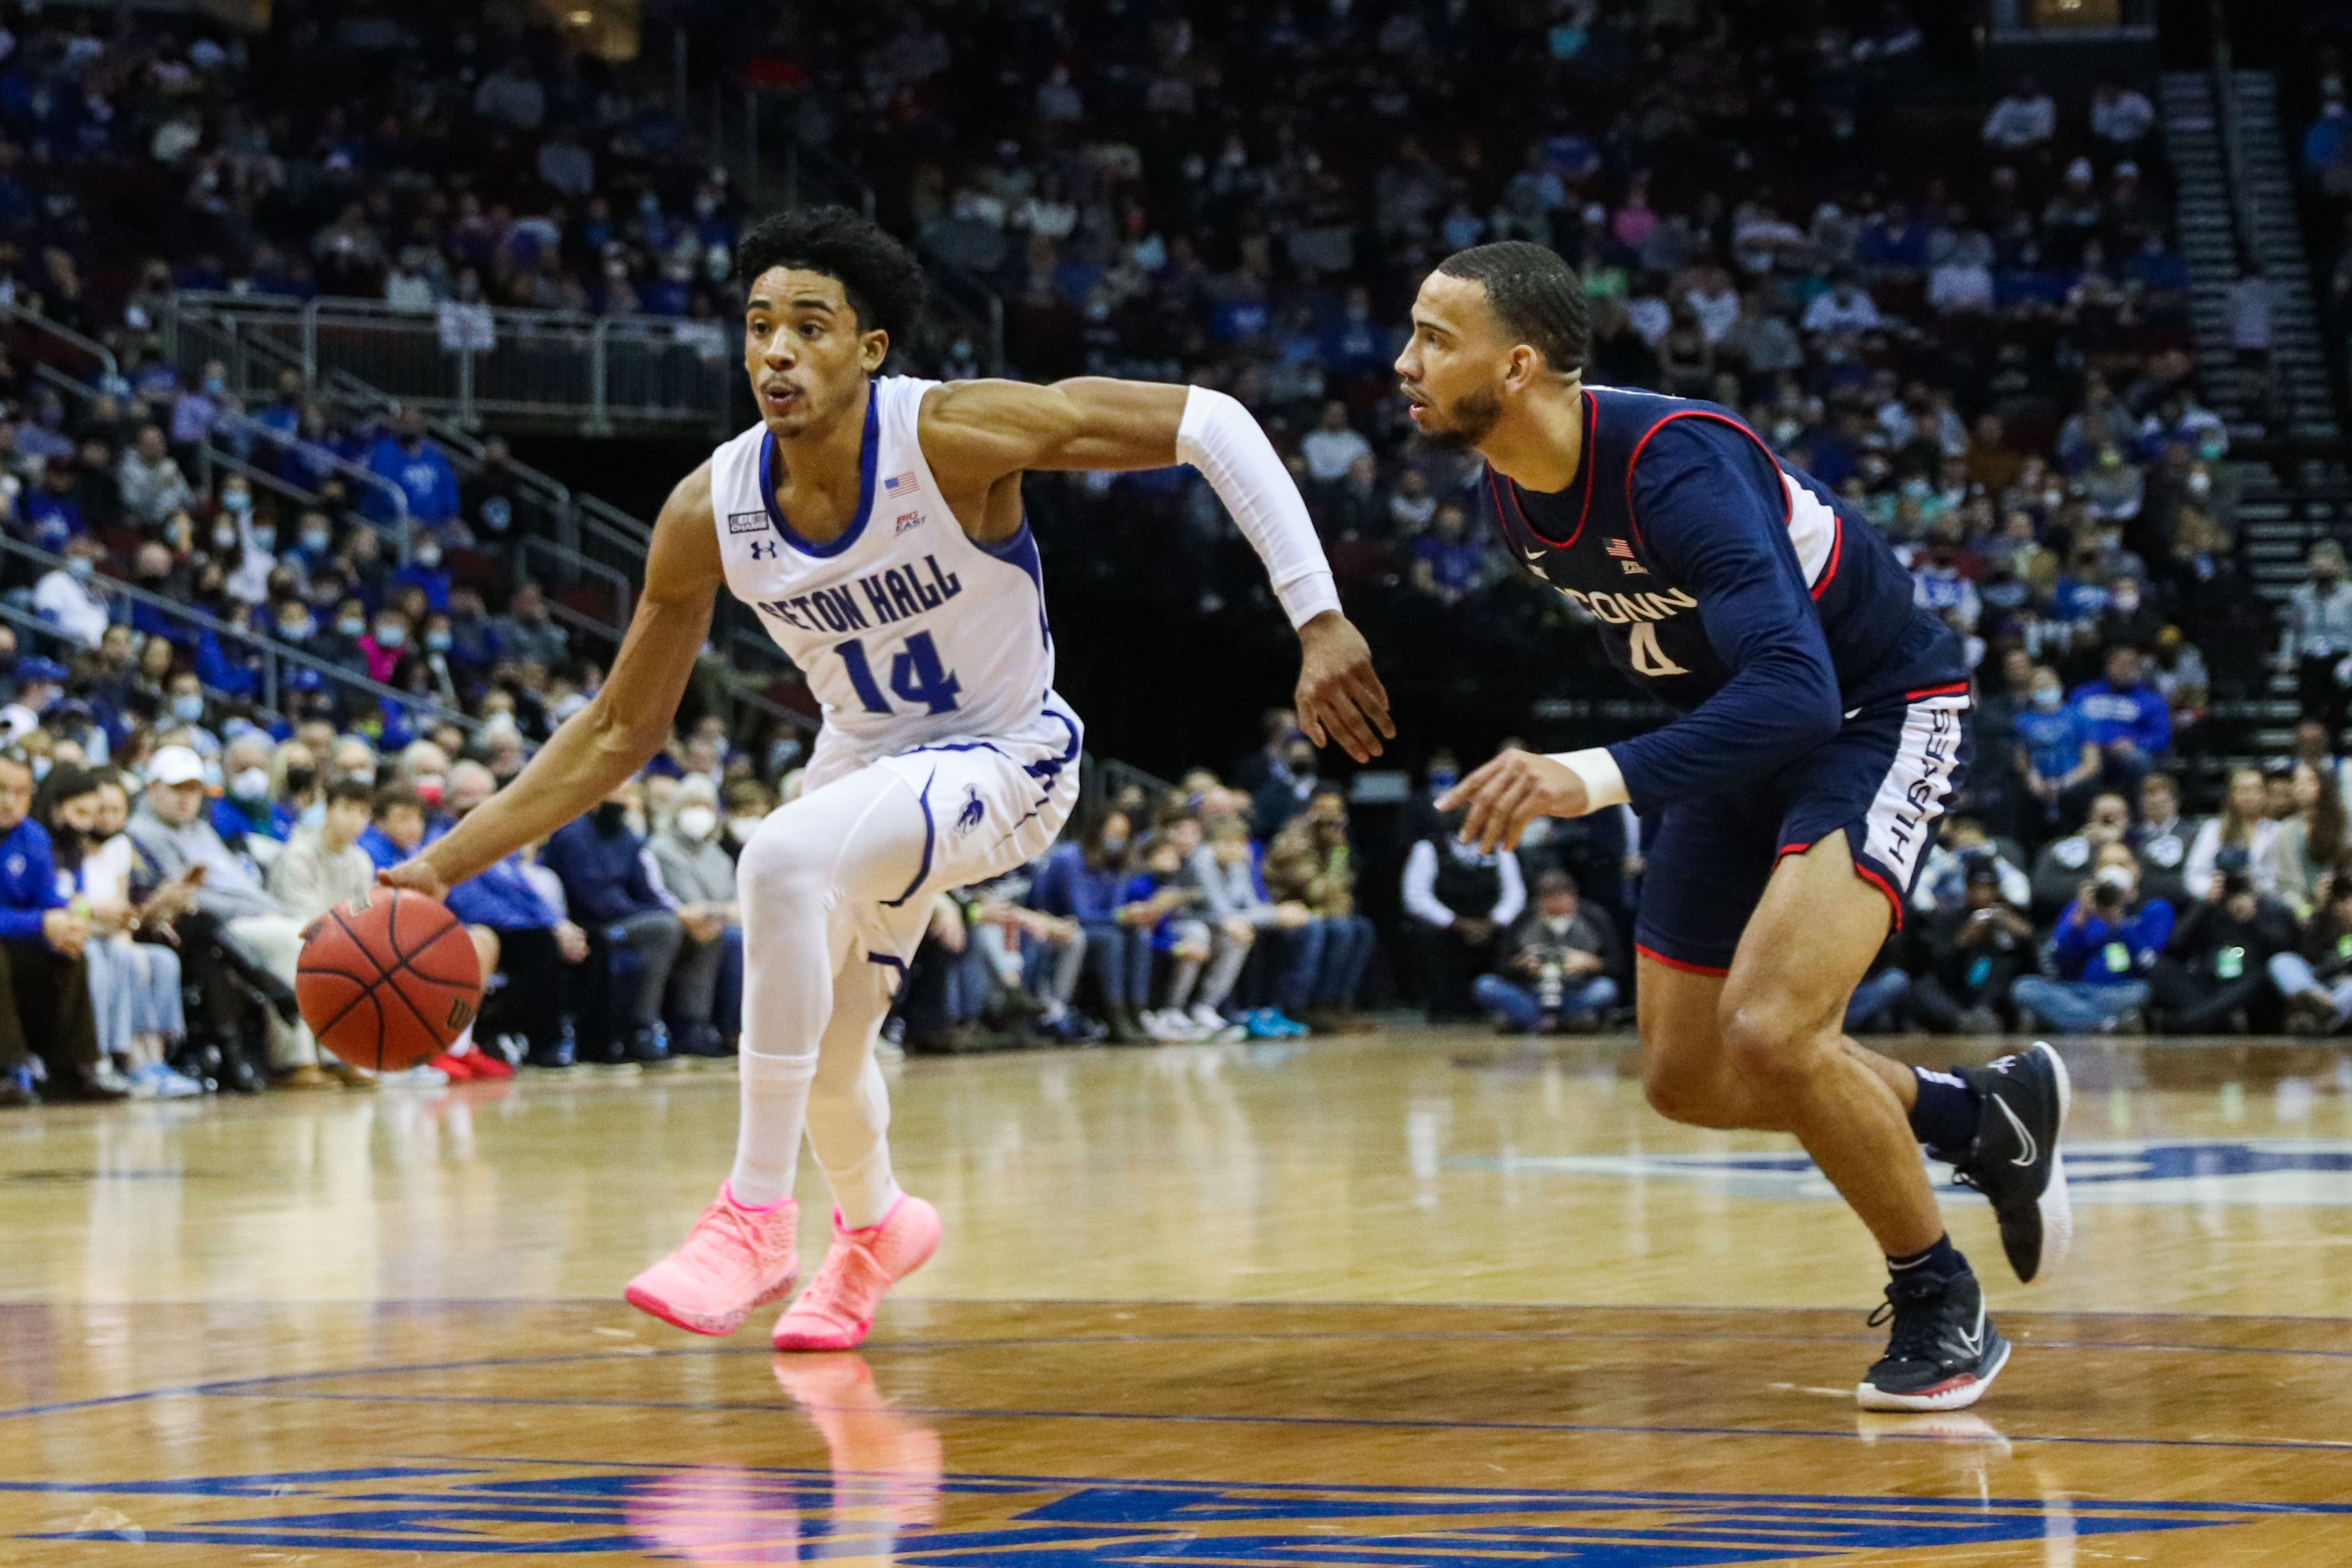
[2068,644,2168,796]
[314,598,374,678]
[2029,790,2134,922]
[390,534,452,613]
[2014,662,2098,829]
[209,732,290,862]
[1250,732,1323,838]
[128,745,337,1088]
[2280,539,2352,746]
[161,673,220,757]
[359,608,411,684]
[540,781,683,1070]
[646,776,740,1060]
[0,752,124,1106]
[2013,842,2171,1034]
[1030,810,1150,1043]
[1402,808,1527,1021]
[33,537,110,650]
[218,481,278,607]
[365,406,461,530]
[1472,869,1622,1033]
[0,657,63,747]
[441,761,589,1070]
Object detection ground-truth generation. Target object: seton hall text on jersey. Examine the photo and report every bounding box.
[751,553,964,634]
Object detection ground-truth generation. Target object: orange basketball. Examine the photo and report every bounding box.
[296,889,481,1072]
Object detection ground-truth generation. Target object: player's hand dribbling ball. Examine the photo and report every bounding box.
[297,889,481,1072]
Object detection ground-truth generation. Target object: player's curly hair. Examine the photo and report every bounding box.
[736,205,928,350]
[1437,241,1588,375]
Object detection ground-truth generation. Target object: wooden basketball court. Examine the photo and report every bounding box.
[3,1030,2349,1564]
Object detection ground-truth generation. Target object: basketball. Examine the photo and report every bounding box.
[296,889,482,1073]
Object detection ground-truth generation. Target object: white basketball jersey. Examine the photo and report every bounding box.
[710,376,1073,783]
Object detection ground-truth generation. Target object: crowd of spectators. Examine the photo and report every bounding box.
[1387,716,2352,1039]
[5,0,2352,1091]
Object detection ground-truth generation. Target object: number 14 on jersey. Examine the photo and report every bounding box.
[840,630,964,716]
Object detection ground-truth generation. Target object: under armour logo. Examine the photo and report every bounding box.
[748,539,779,561]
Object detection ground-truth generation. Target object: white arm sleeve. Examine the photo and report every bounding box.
[1175,385,1342,629]
[1401,839,1453,928]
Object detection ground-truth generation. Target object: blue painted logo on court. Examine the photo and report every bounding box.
[10,1463,2349,1559]
[1454,1139,2352,1204]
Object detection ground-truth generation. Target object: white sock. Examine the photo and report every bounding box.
[730,1050,817,1208]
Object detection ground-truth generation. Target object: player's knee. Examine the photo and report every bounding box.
[736,816,831,904]
[1718,997,1825,1092]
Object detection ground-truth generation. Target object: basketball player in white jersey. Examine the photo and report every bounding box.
[381,207,1391,1350]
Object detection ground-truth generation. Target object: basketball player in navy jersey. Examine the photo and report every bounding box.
[1404,243,2070,1412]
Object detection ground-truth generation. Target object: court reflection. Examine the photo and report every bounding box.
[623,1353,943,1565]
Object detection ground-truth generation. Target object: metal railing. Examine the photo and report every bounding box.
[0,301,117,384]
[157,294,814,734]
[2211,0,2260,275]
[161,292,734,437]
[720,83,1005,376]
[0,532,480,737]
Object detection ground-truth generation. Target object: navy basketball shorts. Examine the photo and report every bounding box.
[1633,682,1972,976]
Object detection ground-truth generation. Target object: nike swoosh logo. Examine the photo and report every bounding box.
[1954,1300,1985,1358]
[1993,1093,2038,1168]
[1520,548,1546,564]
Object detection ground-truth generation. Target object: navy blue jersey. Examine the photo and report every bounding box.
[1489,385,1963,811]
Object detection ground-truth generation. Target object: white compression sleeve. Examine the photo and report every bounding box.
[1174,385,1342,628]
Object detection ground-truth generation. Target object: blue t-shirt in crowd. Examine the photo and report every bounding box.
[1410,532,1484,594]
[2068,678,2170,755]
[2014,704,2090,781]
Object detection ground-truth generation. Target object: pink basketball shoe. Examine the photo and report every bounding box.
[624,1185,800,1336]
[771,1196,941,1352]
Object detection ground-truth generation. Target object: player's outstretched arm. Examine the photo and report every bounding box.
[921,376,1395,760]
[379,462,724,899]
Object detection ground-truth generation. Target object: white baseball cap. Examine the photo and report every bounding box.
[149,746,205,787]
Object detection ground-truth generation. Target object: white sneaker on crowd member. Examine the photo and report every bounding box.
[1189,1004,1248,1042]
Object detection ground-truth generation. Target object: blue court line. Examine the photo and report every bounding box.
[8,1325,2352,1431]
[371,1452,2352,1514]
[203,1387,2352,1459]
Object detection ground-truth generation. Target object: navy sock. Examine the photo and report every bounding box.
[1907,1066,1981,1155]
[1887,1233,1968,1284]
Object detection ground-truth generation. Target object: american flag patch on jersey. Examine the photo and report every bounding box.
[883,471,921,498]
[1605,537,1636,558]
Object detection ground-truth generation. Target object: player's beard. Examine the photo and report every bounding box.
[1417,384,1502,451]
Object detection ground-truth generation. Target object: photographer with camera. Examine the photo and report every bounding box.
[2149,862,2297,1034]
[1909,862,2037,1033]
[2013,841,2173,1034]
[1470,869,1622,1034]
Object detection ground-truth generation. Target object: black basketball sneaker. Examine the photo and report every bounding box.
[1856,1267,2010,1412]
[1945,1041,2072,1285]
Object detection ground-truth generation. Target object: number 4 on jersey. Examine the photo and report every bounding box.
[839,630,963,716]
[1627,620,1688,678]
